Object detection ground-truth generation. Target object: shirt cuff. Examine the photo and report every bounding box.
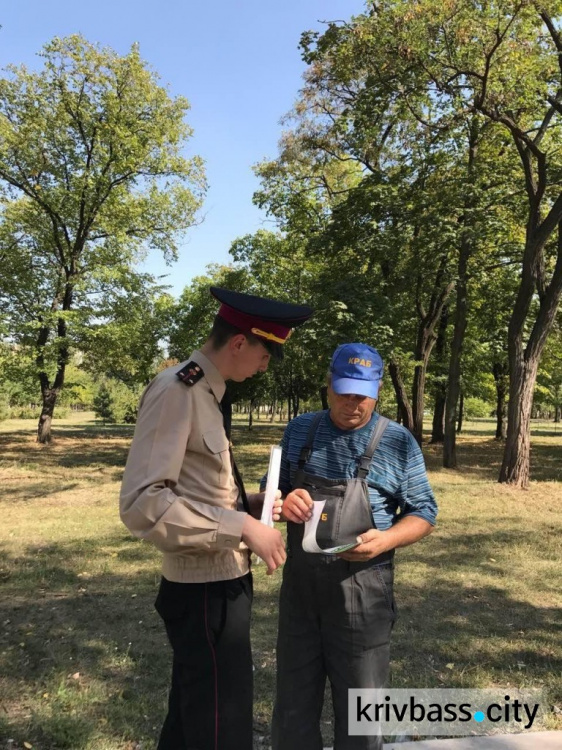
[215,509,247,548]
[400,509,437,526]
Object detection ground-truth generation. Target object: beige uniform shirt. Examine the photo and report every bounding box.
[120,350,250,583]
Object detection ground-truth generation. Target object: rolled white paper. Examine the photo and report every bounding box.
[260,445,282,527]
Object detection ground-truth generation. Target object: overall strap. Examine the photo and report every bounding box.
[297,411,326,470]
[356,416,390,479]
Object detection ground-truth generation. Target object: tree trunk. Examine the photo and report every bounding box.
[37,388,59,444]
[320,385,329,410]
[36,280,74,444]
[411,360,427,445]
[500,221,562,485]
[443,120,479,467]
[499,357,540,486]
[431,305,449,444]
[431,388,446,443]
[493,361,509,440]
[293,392,300,420]
[411,262,454,444]
[456,391,464,434]
[412,322,441,444]
[443,264,468,465]
[388,359,414,432]
[269,398,277,423]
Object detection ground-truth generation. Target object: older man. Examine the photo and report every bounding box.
[267,342,438,750]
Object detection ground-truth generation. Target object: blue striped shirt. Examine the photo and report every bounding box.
[262,411,437,530]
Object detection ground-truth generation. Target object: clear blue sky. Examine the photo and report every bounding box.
[0,0,363,297]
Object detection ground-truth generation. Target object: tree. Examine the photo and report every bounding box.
[93,383,113,424]
[381,0,562,484]
[0,35,205,442]
[254,24,464,442]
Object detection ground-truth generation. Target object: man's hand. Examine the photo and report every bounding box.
[278,488,314,523]
[338,516,434,561]
[247,490,282,520]
[241,515,286,574]
[337,528,392,561]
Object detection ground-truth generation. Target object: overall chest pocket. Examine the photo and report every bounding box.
[202,429,230,483]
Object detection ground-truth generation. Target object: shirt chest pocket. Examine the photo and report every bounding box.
[202,429,231,483]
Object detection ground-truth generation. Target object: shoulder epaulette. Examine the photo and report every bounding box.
[176,361,204,387]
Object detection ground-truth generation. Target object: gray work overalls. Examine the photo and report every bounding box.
[272,412,396,750]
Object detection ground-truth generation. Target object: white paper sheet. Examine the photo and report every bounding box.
[302,500,361,554]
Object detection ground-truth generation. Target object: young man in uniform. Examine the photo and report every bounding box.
[268,342,438,750]
[120,286,312,750]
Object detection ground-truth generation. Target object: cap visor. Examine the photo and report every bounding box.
[331,377,380,399]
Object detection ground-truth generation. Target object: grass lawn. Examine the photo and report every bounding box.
[1,412,561,749]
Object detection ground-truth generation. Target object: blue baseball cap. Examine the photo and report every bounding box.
[330,343,384,399]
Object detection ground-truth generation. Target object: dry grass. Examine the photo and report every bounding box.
[1,412,561,749]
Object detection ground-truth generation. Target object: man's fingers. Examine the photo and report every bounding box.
[283,506,306,523]
[272,499,283,522]
[265,549,286,574]
[356,529,378,544]
[285,496,313,521]
[292,487,312,502]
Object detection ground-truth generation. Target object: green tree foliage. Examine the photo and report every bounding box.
[81,281,175,387]
[92,383,113,424]
[93,379,139,424]
[252,10,523,447]
[168,265,250,360]
[464,397,493,420]
[245,2,562,485]
[0,35,205,443]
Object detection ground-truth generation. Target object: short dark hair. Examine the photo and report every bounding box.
[209,314,274,354]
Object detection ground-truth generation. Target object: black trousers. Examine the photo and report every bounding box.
[155,574,253,750]
[272,558,396,750]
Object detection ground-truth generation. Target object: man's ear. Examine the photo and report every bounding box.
[229,333,247,355]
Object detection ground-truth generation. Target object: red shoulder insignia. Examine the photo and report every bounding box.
[176,361,204,387]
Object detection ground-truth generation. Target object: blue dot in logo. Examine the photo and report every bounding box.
[473,711,485,722]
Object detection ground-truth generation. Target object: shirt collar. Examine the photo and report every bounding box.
[189,349,226,403]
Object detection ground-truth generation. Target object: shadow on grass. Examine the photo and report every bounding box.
[235,424,562,483]
[4,481,82,502]
[423,437,562,482]
[53,424,135,439]
[2,419,560,485]
[0,430,131,473]
[394,530,562,690]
